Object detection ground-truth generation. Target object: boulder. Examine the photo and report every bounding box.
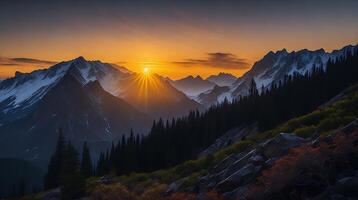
[217,163,261,192]
[223,149,257,179]
[249,154,264,165]
[166,179,186,195]
[166,181,180,195]
[261,133,305,158]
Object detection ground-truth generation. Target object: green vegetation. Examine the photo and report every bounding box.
[250,87,358,141]
[111,84,358,192]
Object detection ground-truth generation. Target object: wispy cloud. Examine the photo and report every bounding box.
[0,57,56,66]
[172,52,250,69]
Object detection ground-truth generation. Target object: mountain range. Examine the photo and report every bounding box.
[194,44,358,106]
[0,57,199,167]
[0,44,356,168]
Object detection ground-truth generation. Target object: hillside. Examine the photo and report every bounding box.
[25,83,358,200]
[94,85,358,199]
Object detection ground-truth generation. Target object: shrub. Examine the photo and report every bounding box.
[317,116,342,132]
[294,125,316,138]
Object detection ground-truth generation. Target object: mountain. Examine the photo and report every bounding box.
[0,56,131,124]
[0,57,151,167]
[206,72,237,86]
[197,44,358,106]
[169,75,215,97]
[117,73,201,119]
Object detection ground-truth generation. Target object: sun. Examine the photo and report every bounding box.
[143,67,149,73]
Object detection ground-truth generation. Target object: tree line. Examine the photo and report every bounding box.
[96,50,358,175]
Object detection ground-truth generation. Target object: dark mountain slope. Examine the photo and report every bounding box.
[0,70,151,167]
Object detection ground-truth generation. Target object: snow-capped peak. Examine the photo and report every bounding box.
[0,57,132,120]
[194,44,358,107]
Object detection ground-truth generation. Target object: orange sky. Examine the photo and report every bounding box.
[1,1,358,80]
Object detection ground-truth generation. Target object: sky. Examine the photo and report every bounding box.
[0,0,358,79]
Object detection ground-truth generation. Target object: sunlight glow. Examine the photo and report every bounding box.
[129,71,161,112]
[143,67,149,73]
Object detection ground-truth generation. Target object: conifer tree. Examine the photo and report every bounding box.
[44,129,65,189]
[61,142,85,200]
[80,142,93,178]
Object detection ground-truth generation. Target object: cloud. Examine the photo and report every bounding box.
[0,57,56,66]
[172,52,250,69]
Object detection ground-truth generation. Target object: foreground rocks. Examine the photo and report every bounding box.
[192,119,358,199]
[199,124,258,157]
[194,132,307,199]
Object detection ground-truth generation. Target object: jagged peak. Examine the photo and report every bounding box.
[72,56,87,62]
[15,71,25,77]
[195,75,203,80]
[280,48,288,53]
[218,72,230,76]
[272,48,288,55]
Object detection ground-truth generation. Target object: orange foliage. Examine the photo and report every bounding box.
[245,130,358,199]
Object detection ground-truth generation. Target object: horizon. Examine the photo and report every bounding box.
[1,43,357,81]
[1,0,358,79]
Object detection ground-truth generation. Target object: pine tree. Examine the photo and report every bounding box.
[80,142,93,178]
[96,152,106,176]
[44,128,65,189]
[61,142,85,200]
